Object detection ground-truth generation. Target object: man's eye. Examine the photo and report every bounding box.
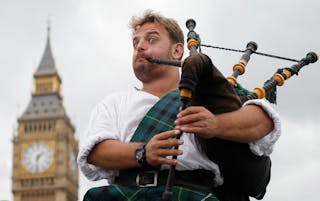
[133,40,138,49]
[149,37,157,43]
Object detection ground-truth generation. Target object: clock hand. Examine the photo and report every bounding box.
[36,152,42,162]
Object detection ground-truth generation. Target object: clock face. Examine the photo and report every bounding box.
[23,142,53,173]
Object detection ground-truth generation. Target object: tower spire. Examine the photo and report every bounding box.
[20,20,65,119]
[34,19,57,77]
[47,16,51,36]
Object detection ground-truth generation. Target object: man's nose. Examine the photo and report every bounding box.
[136,40,147,51]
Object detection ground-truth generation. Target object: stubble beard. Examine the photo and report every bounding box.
[133,46,173,83]
[134,61,164,83]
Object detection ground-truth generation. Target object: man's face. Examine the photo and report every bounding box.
[132,22,175,82]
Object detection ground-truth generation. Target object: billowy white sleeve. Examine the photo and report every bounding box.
[77,97,120,182]
[243,99,281,156]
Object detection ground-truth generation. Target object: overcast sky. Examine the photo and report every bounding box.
[1,0,319,200]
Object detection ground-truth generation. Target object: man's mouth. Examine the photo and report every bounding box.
[136,55,150,63]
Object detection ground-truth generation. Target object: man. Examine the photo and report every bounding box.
[78,10,281,201]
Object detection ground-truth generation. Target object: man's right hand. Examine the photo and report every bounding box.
[145,129,184,166]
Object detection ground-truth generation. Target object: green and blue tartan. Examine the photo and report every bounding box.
[233,84,250,97]
[83,87,248,201]
[131,89,180,142]
[83,184,218,201]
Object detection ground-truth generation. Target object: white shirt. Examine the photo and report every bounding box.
[77,89,281,185]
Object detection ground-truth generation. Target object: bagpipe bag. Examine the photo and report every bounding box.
[179,53,271,199]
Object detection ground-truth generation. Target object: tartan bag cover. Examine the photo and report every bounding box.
[131,89,180,142]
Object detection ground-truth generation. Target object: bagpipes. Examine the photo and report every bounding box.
[148,19,318,200]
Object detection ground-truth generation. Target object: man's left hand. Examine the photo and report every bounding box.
[175,106,217,139]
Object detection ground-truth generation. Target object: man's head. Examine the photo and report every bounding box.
[130,10,184,46]
[129,10,184,84]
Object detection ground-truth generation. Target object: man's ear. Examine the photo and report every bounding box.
[171,43,184,60]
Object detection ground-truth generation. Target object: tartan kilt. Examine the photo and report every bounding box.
[83,184,219,201]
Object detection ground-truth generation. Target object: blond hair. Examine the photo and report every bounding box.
[129,10,184,44]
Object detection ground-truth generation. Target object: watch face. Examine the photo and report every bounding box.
[23,142,53,173]
[135,143,146,163]
[135,149,144,160]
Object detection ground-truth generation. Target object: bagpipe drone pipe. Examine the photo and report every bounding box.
[148,19,318,199]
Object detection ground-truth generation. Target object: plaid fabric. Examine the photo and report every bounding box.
[131,89,180,142]
[83,184,219,201]
[233,84,250,97]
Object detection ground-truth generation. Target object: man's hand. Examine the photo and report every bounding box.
[175,106,218,139]
[175,104,274,143]
[146,129,184,166]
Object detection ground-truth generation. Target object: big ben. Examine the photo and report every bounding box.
[12,25,78,201]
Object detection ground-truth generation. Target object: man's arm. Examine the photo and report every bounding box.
[87,130,183,170]
[175,104,274,143]
[87,140,141,170]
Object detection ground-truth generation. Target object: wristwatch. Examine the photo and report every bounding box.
[135,143,148,167]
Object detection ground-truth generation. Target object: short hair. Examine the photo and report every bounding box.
[129,10,184,44]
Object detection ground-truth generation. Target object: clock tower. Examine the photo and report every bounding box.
[12,25,78,201]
